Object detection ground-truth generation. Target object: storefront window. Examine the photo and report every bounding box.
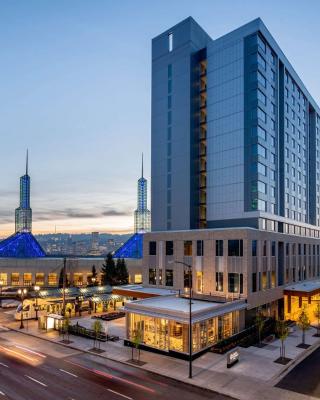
[35,273,45,286]
[23,273,32,286]
[11,273,20,286]
[48,273,57,286]
[0,273,8,285]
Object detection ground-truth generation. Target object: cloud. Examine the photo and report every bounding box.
[31,206,131,222]
[102,209,131,217]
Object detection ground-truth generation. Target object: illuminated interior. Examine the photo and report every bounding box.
[284,292,320,323]
[127,311,240,353]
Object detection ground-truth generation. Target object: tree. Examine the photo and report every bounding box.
[88,265,98,286]
[59,268,70,288]
[297,308,311,345]
[255,309,265,347]
[119,259,129,285]
[92,319,103,350]
[132,328,143,363]
[101,253,116,286]
[276,319,289,360]
[314,302,320,337]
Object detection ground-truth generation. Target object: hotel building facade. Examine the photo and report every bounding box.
[124,17,320,357]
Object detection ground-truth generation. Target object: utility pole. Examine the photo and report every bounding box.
[62,257,66,316]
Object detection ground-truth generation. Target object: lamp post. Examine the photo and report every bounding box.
[34,285,40,320]
[17,288,27,329]
[170,260,193,379]
[92,276,96,286]
[0,279,3,308]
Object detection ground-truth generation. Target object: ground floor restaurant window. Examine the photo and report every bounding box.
[127,311,240,353]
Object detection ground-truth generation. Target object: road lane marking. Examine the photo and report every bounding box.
[59,369,78,378]
[15,345,46,358]
[107,389,133,400]
[0,363,8,368]
[25,375,47,387]
[0,390,5,396]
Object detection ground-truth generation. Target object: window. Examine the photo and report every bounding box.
[166,241,173,256]
[149,241,156,255]
[35,273,45,286]
[23,273,32,286]
[257,89,266,105]
[149,269,157,285]
[272,241,276,256]
[168,32,173,52]
[48,273,57,286]
[257,35,266,52]
[165,269,173,286]
[216,272,223,291]
[184,240,192,256]
[257,180,266,194]
[258,199,267,211]
[184,269,192,289]
[257,71,266,88]
[216,240,223,256]
[252,240,257,256]
[228,273,238,293]
[168,64,172,79]
[197,240,204,256]
[252,143,266,158]
[257,162,267,176]
[252,273,257,293]
[263,240,267,256]
[257,53,266,69]
[11,273,20,286]
[257,107,266,123]
[257,125,266,140]
[228,240,243,257]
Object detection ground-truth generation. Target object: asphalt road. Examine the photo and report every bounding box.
[276,346,320,398]
[0,322,232,400]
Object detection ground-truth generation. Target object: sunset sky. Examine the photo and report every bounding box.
[0,0,319,235]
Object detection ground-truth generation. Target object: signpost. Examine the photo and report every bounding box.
[227,347,240,368]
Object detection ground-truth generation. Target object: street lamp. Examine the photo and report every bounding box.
[92,277,96,286]
[170,260,193,379]
[17,288,28,329]
[34,285,40,320]
[0,279,3,308]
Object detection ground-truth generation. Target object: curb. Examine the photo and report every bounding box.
[270,338,320,386]
[5,325,237,400]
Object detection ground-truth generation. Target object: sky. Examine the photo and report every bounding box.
[0,0,320,235]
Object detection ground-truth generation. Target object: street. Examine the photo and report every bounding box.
[0,314,232,400]
[276,346,320,398]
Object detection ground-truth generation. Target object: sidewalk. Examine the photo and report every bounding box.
[4,316,320,400]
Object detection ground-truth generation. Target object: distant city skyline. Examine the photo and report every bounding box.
[0,0,319,235]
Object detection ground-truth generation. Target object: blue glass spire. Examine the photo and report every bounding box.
[15,150,32,232]
[134,154,151,233]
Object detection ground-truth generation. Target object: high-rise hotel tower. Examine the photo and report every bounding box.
[151,17,320,235]
[15,150,32,233]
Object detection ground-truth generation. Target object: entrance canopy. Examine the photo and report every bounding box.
[284,280,320,297]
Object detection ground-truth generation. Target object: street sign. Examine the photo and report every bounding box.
[227,347,240,368]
